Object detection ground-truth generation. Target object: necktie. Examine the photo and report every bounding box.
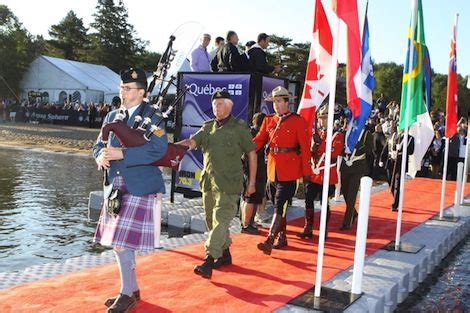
[123,110,129,124]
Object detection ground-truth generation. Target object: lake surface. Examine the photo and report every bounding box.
[0,148,104,272]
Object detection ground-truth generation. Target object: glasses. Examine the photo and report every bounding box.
[120,86,143,92]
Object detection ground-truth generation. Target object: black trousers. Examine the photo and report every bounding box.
[340,172,363,226]
[267,180,297,216]
[305,183,335,209]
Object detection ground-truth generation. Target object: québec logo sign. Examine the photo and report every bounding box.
[186,83,243,97]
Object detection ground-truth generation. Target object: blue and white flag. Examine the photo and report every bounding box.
[346,11,375,153]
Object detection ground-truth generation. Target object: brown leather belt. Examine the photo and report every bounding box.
[270,147,298,153]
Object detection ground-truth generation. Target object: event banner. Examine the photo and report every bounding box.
[259,76,286,114]
[175,73,251,192]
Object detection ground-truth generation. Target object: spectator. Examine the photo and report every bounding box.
[248,33,281,75]
[190,34,212,72]
[430,129,444,178]
[241,112,267,235]
[216,30,245,72]
[376,93,387,113]
[241,40,256,71]
[88,102,97,128]
[210,37,225,72]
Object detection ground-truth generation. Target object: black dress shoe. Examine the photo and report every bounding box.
[105,290,140,308]
[241,225,259,235]
[194,255,214,279]
[107,294,136,313]
[213,248,232,269]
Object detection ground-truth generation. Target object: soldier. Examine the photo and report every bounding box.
[177,91,257,279]
[389,132,414,211]
[253,86,311,255]
[340,125,374,230]
[297,104,344,239]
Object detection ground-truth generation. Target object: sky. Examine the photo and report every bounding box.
[3,0,470,76]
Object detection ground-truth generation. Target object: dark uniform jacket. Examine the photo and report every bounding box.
[340,130,374,177]
[247,46,274,74]
[216,42,244,72]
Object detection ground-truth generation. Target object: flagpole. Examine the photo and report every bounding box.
[440,138,450,216]
[395,0,418,250]
[314,11,340,299]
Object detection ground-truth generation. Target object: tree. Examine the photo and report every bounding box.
[0,5,44,99]
[372,62,404,104]
[134,51,162,72]
[48,10,89,61]
[89,0,146,72]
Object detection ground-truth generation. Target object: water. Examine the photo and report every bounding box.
[397,236,470,312]
[0,148,103,272]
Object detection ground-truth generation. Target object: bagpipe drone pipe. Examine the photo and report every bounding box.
[100,35,191,170]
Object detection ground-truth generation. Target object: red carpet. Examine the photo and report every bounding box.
[0,178,468,312]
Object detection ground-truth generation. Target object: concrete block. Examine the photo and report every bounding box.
[88,191,103,220]
[167,207,204,230]
[418,255,428,283]
[426,250,437,273]
[190,213,207,233]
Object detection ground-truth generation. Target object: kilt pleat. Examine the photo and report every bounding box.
[94,176,155,252]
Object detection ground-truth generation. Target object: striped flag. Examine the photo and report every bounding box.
[399,0,434,178]
[297,0,333,133]
[346,4,375,153]
[332,0,362,119]
[445,15,458,139]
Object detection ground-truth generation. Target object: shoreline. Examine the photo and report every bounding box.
[0,142,93,157]
[0,122,98,156]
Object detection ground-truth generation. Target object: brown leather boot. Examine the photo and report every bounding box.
[257,213,282,255]
[273,216,288,249]
[297,208,314,239]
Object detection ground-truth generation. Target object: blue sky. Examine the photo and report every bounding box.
[3,0,470,75]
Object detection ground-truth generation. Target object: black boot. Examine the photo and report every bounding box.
[194,255,214,279]
[257,213,282,255]
[213,248,232,269]
[273,216,288,249]
[297,208,314,239]
[325,205,331,239]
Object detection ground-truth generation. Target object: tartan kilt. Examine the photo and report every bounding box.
[94,176,155,252]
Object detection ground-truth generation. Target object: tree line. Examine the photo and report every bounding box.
[0,1,468,114]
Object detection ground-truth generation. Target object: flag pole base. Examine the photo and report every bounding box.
[429,214,460,223]
[381,240,424,254]
[288,286,362,311]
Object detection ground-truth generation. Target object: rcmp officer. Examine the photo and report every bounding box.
[253,86,311,255]
[93,68,168,312]
[177,90,257,279]
[340,124,374,230]
[297,104,344,239]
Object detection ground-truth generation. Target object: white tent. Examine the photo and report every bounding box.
[20,55,120,104]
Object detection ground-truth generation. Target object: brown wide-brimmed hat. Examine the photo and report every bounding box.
[317,104,329,118]
[264,86,297,102]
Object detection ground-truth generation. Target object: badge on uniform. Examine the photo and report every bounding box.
[152,127,165,137]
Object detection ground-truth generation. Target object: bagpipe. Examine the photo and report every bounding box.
[100,28,200,170]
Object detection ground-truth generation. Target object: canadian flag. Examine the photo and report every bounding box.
[297,0,333,133]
